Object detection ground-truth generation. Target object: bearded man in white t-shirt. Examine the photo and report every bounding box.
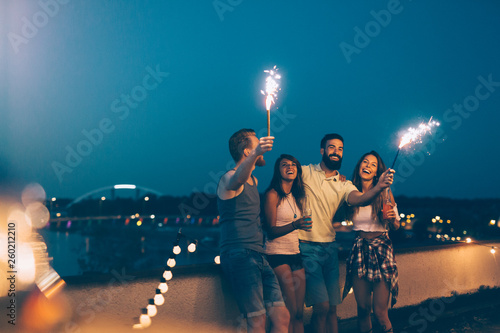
[298,133,395,333]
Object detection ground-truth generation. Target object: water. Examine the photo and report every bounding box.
[38,220,438,278]
[39,225,221,277]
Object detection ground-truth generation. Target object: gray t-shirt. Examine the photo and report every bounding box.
[217,175,264,253]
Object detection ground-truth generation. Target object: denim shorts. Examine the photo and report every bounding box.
[299,241,341,307]
[221,248,286,318]
[266,254,303,272]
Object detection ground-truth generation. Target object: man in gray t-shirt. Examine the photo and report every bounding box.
[217,128,289,332]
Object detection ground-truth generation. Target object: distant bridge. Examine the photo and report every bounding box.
[67,184,163,207]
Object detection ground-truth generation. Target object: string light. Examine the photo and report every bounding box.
[163,268,173,281]
[437,234,498,256]
[147,299,157,317]
[188,241,197,253]
[132,228,216,328]
[139,308,151,328]
[154,289,165,306]
[167,257,176,268]
[158,278,168,293]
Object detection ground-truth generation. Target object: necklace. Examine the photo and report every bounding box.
[285,194,297,218]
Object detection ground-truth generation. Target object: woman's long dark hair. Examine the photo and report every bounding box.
[265,154,306,213]
[347,150,388,221]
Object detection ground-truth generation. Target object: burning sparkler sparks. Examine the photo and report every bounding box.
[391,117,440,169]
[261,66,281,136]
[398,117,440,149]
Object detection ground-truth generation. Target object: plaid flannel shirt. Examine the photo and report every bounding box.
[342,232,399,307]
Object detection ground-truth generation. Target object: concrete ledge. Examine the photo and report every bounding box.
[2,242,499,331]
[48,241,500,332]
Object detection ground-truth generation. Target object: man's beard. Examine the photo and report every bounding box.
[256,155,266,167]
[322,152,342,171]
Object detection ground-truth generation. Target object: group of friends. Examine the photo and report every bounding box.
[217,129,401,333]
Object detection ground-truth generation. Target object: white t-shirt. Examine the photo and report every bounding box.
[298,164,358,242]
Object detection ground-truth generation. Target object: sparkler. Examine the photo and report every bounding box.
[261,66,281,136]
[391,117,440,169]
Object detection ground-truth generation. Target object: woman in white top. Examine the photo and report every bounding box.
[341,151,400,333]
[264,154,311,333]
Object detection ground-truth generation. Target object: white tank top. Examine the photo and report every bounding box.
[352,204,400,232]
[266,194,301,255]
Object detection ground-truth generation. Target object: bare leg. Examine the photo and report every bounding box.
[373,281,392,332]
[353,275,373,333]
[293,268,306,333]
[326,305,338,333]
[267,305,290,333]
[274,264,298,333]
[247,314,266,333]
[311,301,329,333]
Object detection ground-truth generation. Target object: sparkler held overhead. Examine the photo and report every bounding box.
[261,66,281,136]
[390,117,441,169]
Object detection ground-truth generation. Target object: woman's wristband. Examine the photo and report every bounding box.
[291,220,296,230]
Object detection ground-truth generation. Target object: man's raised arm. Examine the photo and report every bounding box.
[224,136,274,191]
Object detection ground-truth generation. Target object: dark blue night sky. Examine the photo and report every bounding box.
[1,0,500,199]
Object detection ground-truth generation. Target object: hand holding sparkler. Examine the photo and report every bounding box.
[376,168,395,190]
[254,136,275,156]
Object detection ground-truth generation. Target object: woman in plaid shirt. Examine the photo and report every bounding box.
[342,151,400,333]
